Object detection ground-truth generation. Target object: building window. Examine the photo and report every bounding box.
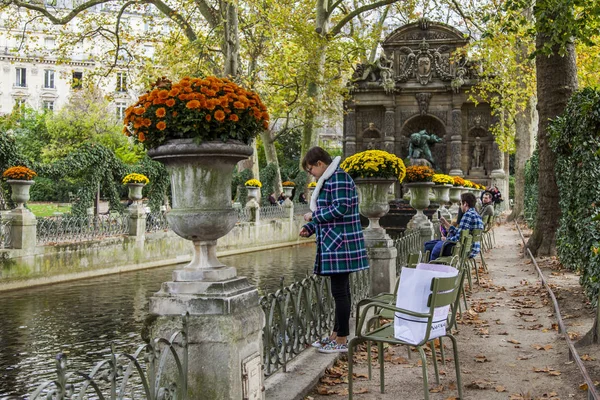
[44,37,56,50]
[15,67,26,87]
[116,72,127,92]
[44,70,55,89]
[43,101,54,111]
[72,71,83,89]
[116,102,127,119]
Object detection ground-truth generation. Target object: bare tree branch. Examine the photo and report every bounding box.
[329,0,400,38]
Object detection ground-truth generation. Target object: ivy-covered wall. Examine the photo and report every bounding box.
[549,88,600,303]
[524,147,539,229]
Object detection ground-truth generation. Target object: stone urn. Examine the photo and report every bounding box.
[127,183,145,201]
[282,186,294,199]
[7,180,34,208]
[405,181,434,225]
[432,184,452,221]
[355,177,396,239]
[246,186,260,201]
[147,139,253,281]
[448,186,464,219]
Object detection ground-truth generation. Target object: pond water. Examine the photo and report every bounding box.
[0,243,316,397]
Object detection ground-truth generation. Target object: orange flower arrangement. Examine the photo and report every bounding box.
[403,165,434,183]
[452,176,467,187]
[3,166,37,181]
[123,76,269,149]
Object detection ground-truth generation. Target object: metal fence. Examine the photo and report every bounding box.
[260,205,289,220]
[145,211,169,232]
[260,268,370,376]
[0,217,11,249]
[394,229,422,275]
[28,314,189,399]
[237,206,251,223]
[294,203,311,215]
[37,214,130,245]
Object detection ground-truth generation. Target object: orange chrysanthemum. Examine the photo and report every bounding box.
[156,121,167,131]
[233,101,245,109]
[142,118,152,127]
[214,110,226,122]
[168,88,180,97]
[134,107,146,115]
[156,108,166,118]
[157,90,169,99]
[165,99,176,107]
[205,114,212,122]
[229,114,239,122]
[138,132,146,142]
[186,100,201,109]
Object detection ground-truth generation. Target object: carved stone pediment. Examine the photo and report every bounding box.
[383,19,468,46]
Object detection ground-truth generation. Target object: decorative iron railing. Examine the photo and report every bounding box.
[394,229,422,275]
[293,203,311,216]
[28,313,189,399]
[260,205,289,220]
[37,214,129,245]
[260,268,370,376]
[237,206,250,223]
[145,211,169,232]
[0,217,11,249]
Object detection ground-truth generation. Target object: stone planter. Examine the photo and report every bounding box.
[7,180,34,209]
[282,186,294,198]
[127,183,145,201]
[448,186,464,219]
[148,139,253,280]
[432,184,452,220]
[246,186,260,201]
[405,181,435,240]
[355,177,396,232]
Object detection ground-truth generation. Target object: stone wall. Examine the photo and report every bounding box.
[0,216,311,291]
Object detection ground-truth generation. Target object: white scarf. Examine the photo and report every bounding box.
[310,156,341,212]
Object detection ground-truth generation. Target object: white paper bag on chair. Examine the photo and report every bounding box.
[393,263,458,345]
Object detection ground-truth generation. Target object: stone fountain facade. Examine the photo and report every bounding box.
[343,19,509,200]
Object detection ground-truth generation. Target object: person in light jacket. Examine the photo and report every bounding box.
[299,146,369,353]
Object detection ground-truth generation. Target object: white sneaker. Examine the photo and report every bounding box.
[311,337,333,348]
[318,341,349,353]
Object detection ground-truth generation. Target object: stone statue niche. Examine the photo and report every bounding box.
[470,136,486,177]
[361,122,382,151]
[407,129,442,168]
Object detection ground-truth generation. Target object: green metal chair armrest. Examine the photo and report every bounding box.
[356,301,430,337]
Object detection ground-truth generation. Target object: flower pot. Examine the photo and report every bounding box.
[7,180,34,209]
[148,139,253,280]
[282,186,294,198]
[127,183,145,201]
[355,177,396,231]
[448,186,464,219]
[246,186,260,201]
[405,182,434,231]
[432,184,452,220]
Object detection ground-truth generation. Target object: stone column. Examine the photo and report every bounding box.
[344,102,357,156]
[364,233,398,296]
[8,208,36,249]
[128,203,146,237]
[383,106,396,153]
[448,108,463,176]
[490,142,507,211]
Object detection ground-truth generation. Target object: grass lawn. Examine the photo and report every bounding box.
[27,203,72,217]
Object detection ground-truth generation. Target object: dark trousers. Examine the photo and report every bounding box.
[424,239,456,261]
[330,273,351,337]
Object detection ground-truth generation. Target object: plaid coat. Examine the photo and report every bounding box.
[303,167,369,275]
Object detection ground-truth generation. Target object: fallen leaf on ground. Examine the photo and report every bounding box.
[495,385,506,392]
[474,354,489,363]
[429,385,444,393]
[581,354,595,361]
[508,339,521,344]
[532,344,553,351]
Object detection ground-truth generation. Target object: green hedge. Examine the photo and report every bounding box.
[549,87,600,303]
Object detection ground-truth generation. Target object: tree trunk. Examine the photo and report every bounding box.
[260,130,282,195]
[222,0,240,76]
[527,34,578,256]
[508,96,536,222]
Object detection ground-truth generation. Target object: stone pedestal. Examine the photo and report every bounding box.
[365,237,398,296]
[245,198,260,223]
[8,208,36,249]
[128,203,146,237]
[149,277,264,399]
[406,182,435,247]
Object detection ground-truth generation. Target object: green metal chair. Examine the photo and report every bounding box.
[469,228,485,284]
[348,274,464,400]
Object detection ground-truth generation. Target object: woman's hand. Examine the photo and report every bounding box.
[304,212,313,222]
[440,216,450,229]
[299,227,310,237]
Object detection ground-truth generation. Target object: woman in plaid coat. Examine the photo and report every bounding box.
[300,147,369,353]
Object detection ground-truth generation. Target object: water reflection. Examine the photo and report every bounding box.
[0,243,315,397]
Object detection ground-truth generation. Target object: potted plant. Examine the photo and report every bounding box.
[449,176,467,217]
[2,166,37,209]
[244,179,262,201]
[124,76,269,276]
[122,173,150,201]
[341,150,406,234]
